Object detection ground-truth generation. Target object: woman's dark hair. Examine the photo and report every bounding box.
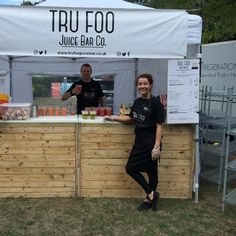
[135,73,153,85]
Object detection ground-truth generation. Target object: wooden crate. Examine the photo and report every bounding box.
[79,123,195,199]
[0,123,76,197]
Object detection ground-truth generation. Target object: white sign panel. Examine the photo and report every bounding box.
[0,6,187,58]
[167,59,200,124]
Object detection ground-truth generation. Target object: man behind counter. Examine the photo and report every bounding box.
[61,63,106,114]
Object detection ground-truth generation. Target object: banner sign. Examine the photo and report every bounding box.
[0,6,187,58]
[167,59,200,124]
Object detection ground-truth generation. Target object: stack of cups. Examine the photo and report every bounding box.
[105,107,112,116]
[37,106,68,116]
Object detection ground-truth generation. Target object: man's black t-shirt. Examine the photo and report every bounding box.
[67,79,104,114]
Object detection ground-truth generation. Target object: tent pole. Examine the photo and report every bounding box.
[9,56,13,102]
[134,58,138,99]
[194,44,202,203]
[194,123,200,203]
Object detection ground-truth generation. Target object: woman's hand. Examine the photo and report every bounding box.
[104,115,132,123]
[104,115,116,121]
[151,145,161,161]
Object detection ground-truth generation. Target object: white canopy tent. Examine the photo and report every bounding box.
[37,0,202,45]
[0,0,202,201]
[0,0,202,111]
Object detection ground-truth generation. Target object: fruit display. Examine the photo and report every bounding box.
[0,103,31,120]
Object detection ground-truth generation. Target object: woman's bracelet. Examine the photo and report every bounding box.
[154,144,160,150]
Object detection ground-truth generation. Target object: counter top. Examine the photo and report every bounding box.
[0,115,117,124]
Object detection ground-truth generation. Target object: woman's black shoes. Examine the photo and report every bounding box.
[152,192,159,211]
[137,192,159,211]
[137,201,152,211]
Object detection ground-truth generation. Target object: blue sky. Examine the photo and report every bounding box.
[0,0,23,5]
[0,0,28,5]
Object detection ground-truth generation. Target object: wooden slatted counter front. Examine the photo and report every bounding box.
[0,122,77,197]
[79,123,195,199]
[0,116,195,199]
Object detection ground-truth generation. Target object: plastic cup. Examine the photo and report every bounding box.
[99,107,106,116]
[89,110,96,120]
[105,107,112,116]
[81,110,88,119]
[70,104,77,115]
[47,106,53,116]
[61,107,67,116]
[95,107,100,116]
[37,106,42,116]
[54,106,60,116]
[75,85,82,94]
[42,106,47,116]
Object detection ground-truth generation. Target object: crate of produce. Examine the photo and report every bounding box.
[0,103,31,120]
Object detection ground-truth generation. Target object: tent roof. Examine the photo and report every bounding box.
[38,0,202,45]
[38,0,151,9]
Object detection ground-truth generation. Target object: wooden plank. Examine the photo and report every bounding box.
[80,134,134,143]
[161,150,193,160]
[162,134,193,144]
[80,164,191,176]
[80,158,192,167]
[80,124,193,135]
[80,124,134,135]
[0,147,76,155]
[81,173,129,181]
[81,172,191,182]
[0,160,74,168]
[0,167,75,174]
[80,180,191,190]
[81,149,131,159]
[0,154,75,161]
[162,124,194,134]
[0,181,75,188]
[0,187,74,193]
[80,143,132,150]
[81,159,126,166]
[0,134,75,141]
[0,124,76,134]
[80,140,192,151]
[0,192,74,198]
[80,150,193,161]
[0,174,75,181]
[80,188,191,198]
[1,141,76,149]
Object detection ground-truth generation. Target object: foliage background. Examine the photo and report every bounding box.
[127,0,236,44]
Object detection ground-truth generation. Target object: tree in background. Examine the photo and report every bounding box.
[127,0,236,44]
[21,1,33,5]
[21,0,45,6]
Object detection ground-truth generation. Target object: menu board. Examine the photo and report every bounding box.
[167,59,200,124]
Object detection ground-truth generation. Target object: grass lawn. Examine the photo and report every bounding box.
[0,180,235,236]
